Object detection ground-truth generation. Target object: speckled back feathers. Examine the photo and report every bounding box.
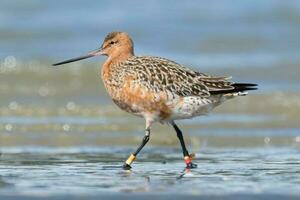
[108,56,235,99]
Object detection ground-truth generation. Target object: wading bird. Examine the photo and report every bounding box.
[53,32,257,170]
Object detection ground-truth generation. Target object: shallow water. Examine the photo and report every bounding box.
[0,147,300,197]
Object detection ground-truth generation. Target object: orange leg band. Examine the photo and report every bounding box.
[184,156,192,164]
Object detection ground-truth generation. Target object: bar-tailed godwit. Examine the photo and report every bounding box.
[53,32,257,170]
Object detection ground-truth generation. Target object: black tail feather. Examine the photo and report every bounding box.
[210,83,258,95]
[232,83,258,92]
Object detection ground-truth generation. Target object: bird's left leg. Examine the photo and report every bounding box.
[122,120,152,170]
[172,122,197,169]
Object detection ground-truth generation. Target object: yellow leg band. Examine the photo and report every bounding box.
[125,154,136,165]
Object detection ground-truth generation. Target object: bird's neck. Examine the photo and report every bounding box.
[104,50,134,68]
[101,51,134,84]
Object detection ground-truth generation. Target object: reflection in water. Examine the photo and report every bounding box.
[177,167,195,180]
[0,176,11,188]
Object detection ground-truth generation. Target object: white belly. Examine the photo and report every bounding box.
[169,95,227,120]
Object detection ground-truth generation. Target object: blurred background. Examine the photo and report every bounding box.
[0,0,300,197]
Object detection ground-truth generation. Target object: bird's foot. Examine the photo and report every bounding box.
[186,162,197,169]
[122,163,132,170]
[184,154,197,169]
[122,154,136,170]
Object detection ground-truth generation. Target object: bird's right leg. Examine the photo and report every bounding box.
[122,122,151,170]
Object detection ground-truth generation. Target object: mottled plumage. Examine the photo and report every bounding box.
[102,55,255,122]
[53,31,257,169]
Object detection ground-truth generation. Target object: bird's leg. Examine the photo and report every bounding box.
[172,122,197,169]
[122,126,151,170]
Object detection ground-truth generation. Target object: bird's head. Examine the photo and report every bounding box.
[100,32,134,57]
[53,31,134,66]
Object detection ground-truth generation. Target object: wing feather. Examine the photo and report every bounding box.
[122,56,237,97]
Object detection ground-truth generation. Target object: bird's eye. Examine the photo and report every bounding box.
[110,41,116,45]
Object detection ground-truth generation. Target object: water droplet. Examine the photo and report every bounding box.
[4,56,17,69]
[66,102,76,110]
[264,137,270,144]
[5,124,13,132]
[62,124,70,132]
[9,101,18,110]
[38,86,49,97]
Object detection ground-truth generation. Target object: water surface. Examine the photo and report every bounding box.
[0,147,300,198]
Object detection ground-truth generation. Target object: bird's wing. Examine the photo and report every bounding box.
[123,56,234,97]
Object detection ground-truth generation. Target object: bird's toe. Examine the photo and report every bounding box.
[122,163,132,170]
[186,162,197,169]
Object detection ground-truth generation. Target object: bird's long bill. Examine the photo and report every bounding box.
[52,48,103,66]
